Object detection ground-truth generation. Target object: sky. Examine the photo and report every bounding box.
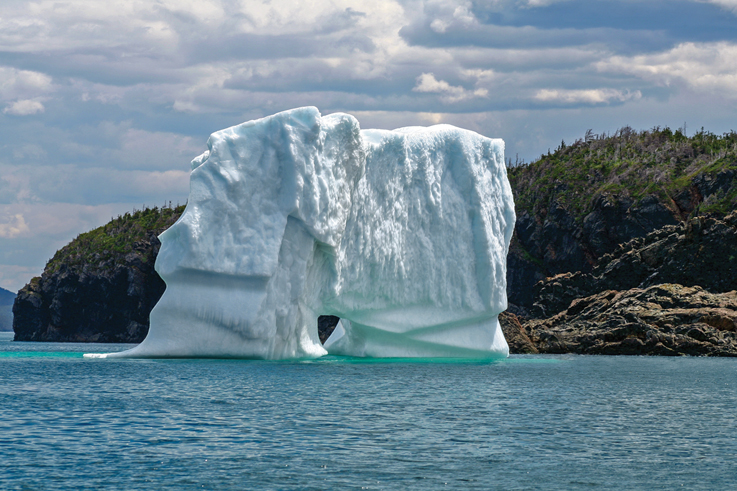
[0,0,736,292]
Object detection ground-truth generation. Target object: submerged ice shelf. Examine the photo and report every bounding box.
[86,107,515,360]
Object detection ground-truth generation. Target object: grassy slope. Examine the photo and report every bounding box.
[508,127,737,220]
[44,205,186,276]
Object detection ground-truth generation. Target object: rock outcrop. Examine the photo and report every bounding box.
[531,211,737,318]
[508,211,737,356]
[499,312,538,354]
[523,285,737,356]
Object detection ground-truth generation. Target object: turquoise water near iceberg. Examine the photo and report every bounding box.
[1,331,736,490]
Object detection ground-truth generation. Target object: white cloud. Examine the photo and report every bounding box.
[700,0,737,13]
[4,99,45,115]
[597,42,737,98]
[0,66,52,114]
[413,73,488,103]
[0,67,53,101]
[430,3,477,33]
[524,0,573,6]
[0,214,30,238]
[534,88,642,104]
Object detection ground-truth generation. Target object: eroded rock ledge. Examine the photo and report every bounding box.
[503,285,737,356]
[502,211,737,356]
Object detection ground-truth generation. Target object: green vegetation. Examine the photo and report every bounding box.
[508,127,737,221]
[45,205,186,275]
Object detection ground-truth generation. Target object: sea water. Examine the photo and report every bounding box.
[0,331,735,490]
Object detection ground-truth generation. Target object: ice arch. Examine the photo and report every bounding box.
[89,107,515,359]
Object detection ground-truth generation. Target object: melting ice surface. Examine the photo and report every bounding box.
[87,107,515,360]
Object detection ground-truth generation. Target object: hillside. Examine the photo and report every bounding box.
[13,205,184,342]
[506,126,737,311]
[0,287,15,331]
[502,127,737,356]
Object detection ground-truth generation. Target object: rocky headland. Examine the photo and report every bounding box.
[12,206,184,343]
[502,127,737,356]
[12,126,737,355]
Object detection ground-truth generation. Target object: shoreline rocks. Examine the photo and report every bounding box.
[521,284,737,356]
[506,211,737,356]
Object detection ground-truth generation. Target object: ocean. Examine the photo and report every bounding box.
[1,331,735,490]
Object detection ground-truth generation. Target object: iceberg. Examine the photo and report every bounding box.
[87,107,515,360]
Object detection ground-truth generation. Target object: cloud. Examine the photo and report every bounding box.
[597,42,737,98]
[403,0,736,54]
[4,99,45,115]
[0,214,30,238]
[0,0,736,290]
[413,73,488,103]
[0,67,53,104]
[534,88,642,105]
[524,0,573,6]
[0,162,190,206]
[701,0,737,13]
[429,3,477,33]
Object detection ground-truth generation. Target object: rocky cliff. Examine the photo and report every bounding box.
[505,127,737,356]
[12,206,184,342]
[506,126,737,313]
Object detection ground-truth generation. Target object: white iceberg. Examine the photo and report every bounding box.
[87,107,515,360]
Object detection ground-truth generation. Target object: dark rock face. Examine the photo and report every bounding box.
[532,211,737,317]
[505,211,737,356]
[318,315,340,344]
[583,194,679,258]
[507,193,680,311]
[13,233,165,343]
[693,170,736,200]
[523,285,737,356]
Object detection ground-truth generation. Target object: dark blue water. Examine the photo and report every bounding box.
[1,331,735,490]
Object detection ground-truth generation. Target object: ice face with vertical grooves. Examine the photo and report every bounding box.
[86,107,515,360]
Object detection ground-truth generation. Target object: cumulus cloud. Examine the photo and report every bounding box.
[0,214,30,238]
[4,99,45,115]
[534,88,642,105]
[429,3,477,33]
[597,42,737,98]
[0,68,53,111]
[413,73,488,103]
